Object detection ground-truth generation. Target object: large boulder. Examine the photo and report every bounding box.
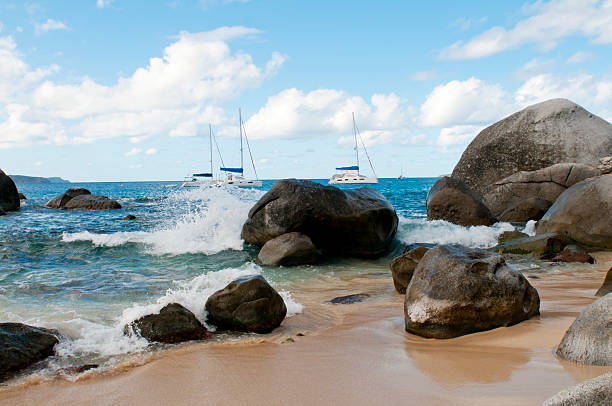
[537,175,612,249]
[0,169,20,211]
[0,323,59,379]
[63,195,122,210]
[543,372,612,406]
[46,187,91,208]
[483,163,599,217]
[426,177,497,226]
[452,99,612,196]
[125,303,211,344]
[556,293,612,366]
[257,232,318,266]
[595,267,612,297]
[391,246,429,294]
[205,275,287,333]
[404,245,540,339]
[241,179,398,258]
[498,198,552,223]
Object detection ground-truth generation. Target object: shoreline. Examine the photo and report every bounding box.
[1,253,611,405]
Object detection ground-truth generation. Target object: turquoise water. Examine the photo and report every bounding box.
[1,178,518,372]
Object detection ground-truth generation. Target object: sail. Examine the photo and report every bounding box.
[220,167,244,174]
[336,165,359,171]
[192,173,213,177]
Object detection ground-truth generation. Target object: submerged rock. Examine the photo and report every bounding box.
[495,233,573,255]
[126,303,210,344]
[498,198,553,223]
[18,193,27,200]
[595,267,612,297]
[497,230,529,245]
[329,293,370,304]
[257,232,318,266]
[0,323,59,379]
[122,214,139,220]
[242,179,398,258]
[404,245,540,339]
[391,246,429,294]
[46,187,91,208]
[556,293,612,366]
[0,169,20,211]
[205,275,287,333]
[63,195,122,210]
[426,177,497,227]
[543,372,612,406]
[548,250,594,264]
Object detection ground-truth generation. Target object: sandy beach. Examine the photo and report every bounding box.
[1,253,610,406]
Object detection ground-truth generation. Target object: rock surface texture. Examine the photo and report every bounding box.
[0,323,59,379]
[0,169,20,211]
[556,293,612,366]
[242,179,398,258]
[46,187,92,208]
[404,245,540,339]
[451,99,612,196]
[391,246,429,294]
[542,372,612,406]
[426,177,497,226]
[126,303,210,344]
[257,232,318,266]
[596,267,612,297]
[498,198,553,223]
[63,195,122,210]
[537,175,612,249]
[205,275,287,333]
[495,233,573,255]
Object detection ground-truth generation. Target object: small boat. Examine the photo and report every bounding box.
[398,166,405,179]
[181,124,216,188]
[329,113,378,185]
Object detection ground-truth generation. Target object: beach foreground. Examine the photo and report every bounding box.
[1,254,611,406]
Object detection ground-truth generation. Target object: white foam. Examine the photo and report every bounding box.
[397,217,515,248]
[523,220,537,236]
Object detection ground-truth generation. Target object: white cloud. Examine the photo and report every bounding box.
[437,125,485,146]
[566,51,592,64]
[35,160,43,166]
[96,0,114,8]
[513,58,555,80]
[515,73,612,107]
[145,148,158,155]
[124,148,142,156]
[409,70,437,81]
[439,0,612,60]
[35,19,68,35]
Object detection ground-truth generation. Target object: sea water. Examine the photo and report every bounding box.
[0,178,528,377]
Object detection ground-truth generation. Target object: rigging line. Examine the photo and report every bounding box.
[354,123,378,178]
[240,119,260,181]
[211,126,226,168]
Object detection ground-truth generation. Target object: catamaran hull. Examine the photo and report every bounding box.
[215,179,262,188]
[329,176,378,185]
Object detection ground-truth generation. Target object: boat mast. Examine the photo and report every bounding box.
[352,112,359,174]
[239,108,244,173]
[209,123,213,177]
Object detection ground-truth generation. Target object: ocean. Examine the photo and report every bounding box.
[1,178,526,378]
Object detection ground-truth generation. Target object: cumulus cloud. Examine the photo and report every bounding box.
[124,148,142,156]
[145,148,158,155]
[566,51,592,64]
[35,19,68,35]
[439,0,612,59]
[437,125,485,146]
[96,0,114,8]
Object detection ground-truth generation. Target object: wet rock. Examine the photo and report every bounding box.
[404,245,540,339]
[543,372,612,406]
[426,177,497,227]
[242,179,398,258]
[205,275,287,333]
[0,323,59,379]
[595,267,612,297]
[0,209,5,216]
[495,233,573,255]
[391,246,429,294]
[497,230,529,245]
[557,293,612,366]
[329,293,370,304]
[126,303,210,344]
[498,198,553,223]
[257,232,318,266]
[122,214,139,220]
[18,193,27,200]
[548,251,594,264]
[598,156,612,175]
[46,187,91,208]
[63,195,122,210]
[0,169,20,211]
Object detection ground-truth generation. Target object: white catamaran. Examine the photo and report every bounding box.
[329,113,378,185]
[181,124,216,188]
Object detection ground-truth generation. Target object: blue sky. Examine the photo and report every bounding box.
[1,0,611,181]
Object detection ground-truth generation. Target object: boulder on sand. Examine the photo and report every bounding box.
[537,175,612,249]
[452,99,612,196]
[0,323,59,379]
[426,177,497,226]
[63,195,122,210]
[242,179,398,258]
[498,198,552,223]
[0,169,20,211]
[46,187,91,208]
[595,267,612,297]
[205,275,287,333]
[257,232,318,266]
[125,303,210,344]
[391,246,429,294]
[543,372,612,406]
[404,245,540,339]
[556,293,612,366]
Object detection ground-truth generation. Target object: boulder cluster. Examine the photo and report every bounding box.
[46,187,121,210]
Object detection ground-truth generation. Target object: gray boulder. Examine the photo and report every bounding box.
[495,233,573,255]
[556,293,612,366]
[599,156,612,175]
[0,169,20,211]
[452,99,612,196]
[46,187,91,208]
[537,175,612,249]
[426,177,497,226]
[242,179,398,258]
[391,246,429,294]
[596,267,611,297]
[404,245,540,339]
[126,303,210,344]
[257,232,318,266]
[543,372,612,406]
[63,195,122,210]
[0,323,59,379]
[205,275,287,333]
[498,198,553,223]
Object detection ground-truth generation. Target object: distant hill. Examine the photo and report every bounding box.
[9,175,71,184]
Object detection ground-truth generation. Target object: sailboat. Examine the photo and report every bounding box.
[215,109,262,188]
[329,113,378,185]
[181,124,215,188]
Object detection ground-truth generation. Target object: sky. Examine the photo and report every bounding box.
[1,0,612,181]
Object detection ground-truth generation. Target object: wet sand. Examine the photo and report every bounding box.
[1,254,611,406]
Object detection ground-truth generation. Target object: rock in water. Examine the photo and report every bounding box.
[596,267,612,297]
[556,293,612,366]
[46,187,91,208]
[404,245,540,339]
[498,198,552,223]
[426,177,497,226]
[257,232,318,266]
[63,195,122,210]
[126,303,210,344]
[18,193,27,200]
[242,179,398,258]
[495,233,573,255]
[329,294,370,304]
[537,175,612,249]
[543,372,612,406]
[0,323,59,379]
[205,275,287,333]
[391,246,429,294]
[0,169,20,211]
[451,99,612,196]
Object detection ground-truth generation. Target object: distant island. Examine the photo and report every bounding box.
[9,175,71,184]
